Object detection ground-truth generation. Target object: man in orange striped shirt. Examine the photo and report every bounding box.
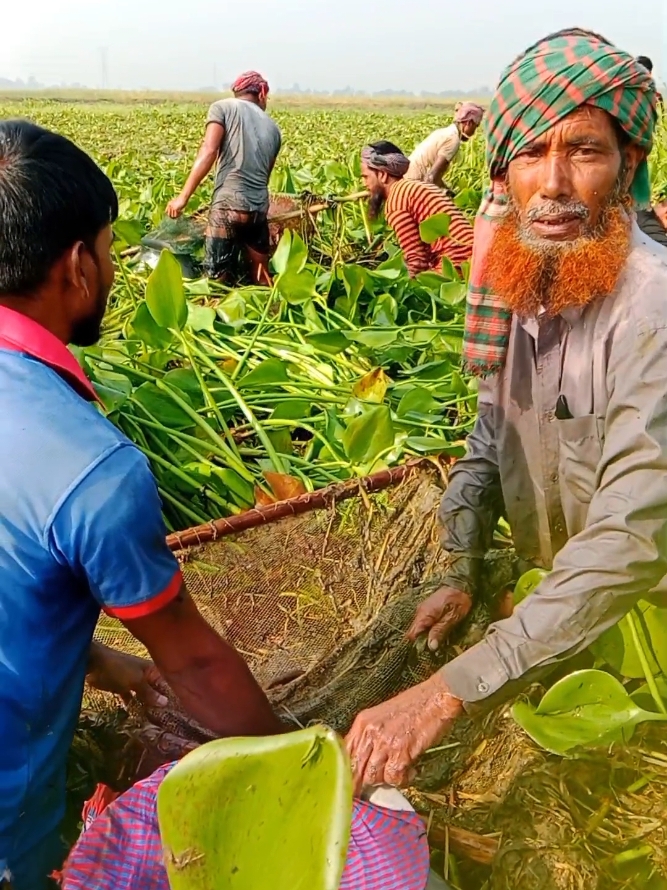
[361,141,474,277]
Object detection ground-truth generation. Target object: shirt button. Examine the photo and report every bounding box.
[477,681,490,694]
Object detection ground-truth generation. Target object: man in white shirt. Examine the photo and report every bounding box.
[406,102,484,186]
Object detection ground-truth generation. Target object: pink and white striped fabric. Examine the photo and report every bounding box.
[62,763,430,890]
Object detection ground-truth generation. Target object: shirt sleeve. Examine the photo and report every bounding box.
[442,319,667,708]
[438,380,505,597]
[386,205,431,276]
[48,443,182,620]
[206,101,227,128]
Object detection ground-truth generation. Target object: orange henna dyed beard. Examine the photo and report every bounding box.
[482,206,632,318]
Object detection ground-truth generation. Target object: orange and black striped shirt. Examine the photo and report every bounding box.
[385,178,474,276]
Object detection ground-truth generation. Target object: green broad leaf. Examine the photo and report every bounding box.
[238,358,290,388]
[419,212,451,244]
[512,669,667,756]
[344,329,398,349]
[113,219,144,246]
[162,368,206,409]
[217,293,246,327]
[306,331,349,355]
[92,370,132,412]
[439,282,468,305]
[371,293,397,327]
[513,568,548,606]
[187,304,217,332]
[631,675,667,713]
[184,279,210,296]
[415,272,446,290]
[340,264,367,304]
[271,400,311,421]
[401,360,452,381]
[397,387,443,418]
[157,725,352,890]
[268,430,294,455]
[406,436,465,457]
[213,469,255,506]
[132,382,194,430]
[145,249,187,331]
[590,603,662,679]
[439,256,457,281]
[128,302,175,349]
[323,160,348,180]
[272,230,309,276]
[341,405,395,465]
[277,269,317,304]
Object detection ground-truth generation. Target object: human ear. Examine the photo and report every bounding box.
[623,144,646,191]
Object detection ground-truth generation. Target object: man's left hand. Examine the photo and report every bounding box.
[345,672,464,794]
[86,643,168,709]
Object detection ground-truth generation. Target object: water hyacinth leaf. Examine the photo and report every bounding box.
[187,304,217,332]
[439,282,468,305]
[162,368,206,409]
[268,430,294,455]
[272,230,308,276]
[342,405,395,465]
[113,219,144,246]
[157,726,352,890]
[512,669,667,756]
[401,360,452,380]
[145,249,187,331]
[352,368,392,404]
[238,358,290,388]
[371,293,398,326]
[184,279,210,296]
[213,469,255,507]
[419,212,451,244]
[132,382,194,430]
[590,604,661,679]
[277,269,317,304]
[93,370,133,412]
[397,387,443,419]
[271,400,311,421]
[344,329,398,349]
[513,568,548,606]
[406,437,466,457]
[340,264,367,304]
[128,302,175,349]
[264,472,307,501]
[439,256,457,281]
[305,332,349,355]
[217,293,246,327]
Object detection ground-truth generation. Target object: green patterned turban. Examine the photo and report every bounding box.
[485,28,658,204]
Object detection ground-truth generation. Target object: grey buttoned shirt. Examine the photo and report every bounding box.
[439,224,667,706]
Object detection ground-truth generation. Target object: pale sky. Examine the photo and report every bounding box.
[4,0,666,93]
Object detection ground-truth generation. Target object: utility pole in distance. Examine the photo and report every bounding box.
[99,47,109,90]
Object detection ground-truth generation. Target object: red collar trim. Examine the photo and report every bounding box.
[0,306,99,403]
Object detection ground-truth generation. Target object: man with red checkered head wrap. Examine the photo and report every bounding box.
[346,29,667,796]
[167,70,281,285]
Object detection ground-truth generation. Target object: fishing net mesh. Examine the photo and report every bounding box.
[86,463,454,749]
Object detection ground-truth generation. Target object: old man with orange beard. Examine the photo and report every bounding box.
[346,28,667,791]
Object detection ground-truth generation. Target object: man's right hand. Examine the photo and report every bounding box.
[166,194,188,219]
[406,586,473,651]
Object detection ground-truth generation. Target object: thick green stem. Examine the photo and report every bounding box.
[627,608,667,715]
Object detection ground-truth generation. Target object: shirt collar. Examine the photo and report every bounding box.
[0,305,99,402]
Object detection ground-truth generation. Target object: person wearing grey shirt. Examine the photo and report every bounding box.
[167,71,281,285]
[345,29,665,793]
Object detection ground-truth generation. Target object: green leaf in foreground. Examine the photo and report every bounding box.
[419,212,451,244]
[157,725,352,890]
[145,249,187,331]
[341,405,395,465]
[512,669,667,756]
[238,358,290,388]
[128,302,174,349]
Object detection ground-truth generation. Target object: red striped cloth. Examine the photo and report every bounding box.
[385,178,474,276]
[61,764,430,890]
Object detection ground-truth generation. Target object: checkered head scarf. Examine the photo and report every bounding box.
[462,28,658,377]
[232,71,269,96]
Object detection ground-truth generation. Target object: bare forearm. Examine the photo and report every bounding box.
[151,630,282,738]
[179,149,217,202]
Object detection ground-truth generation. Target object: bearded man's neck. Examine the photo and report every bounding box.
[481,206,632,318]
